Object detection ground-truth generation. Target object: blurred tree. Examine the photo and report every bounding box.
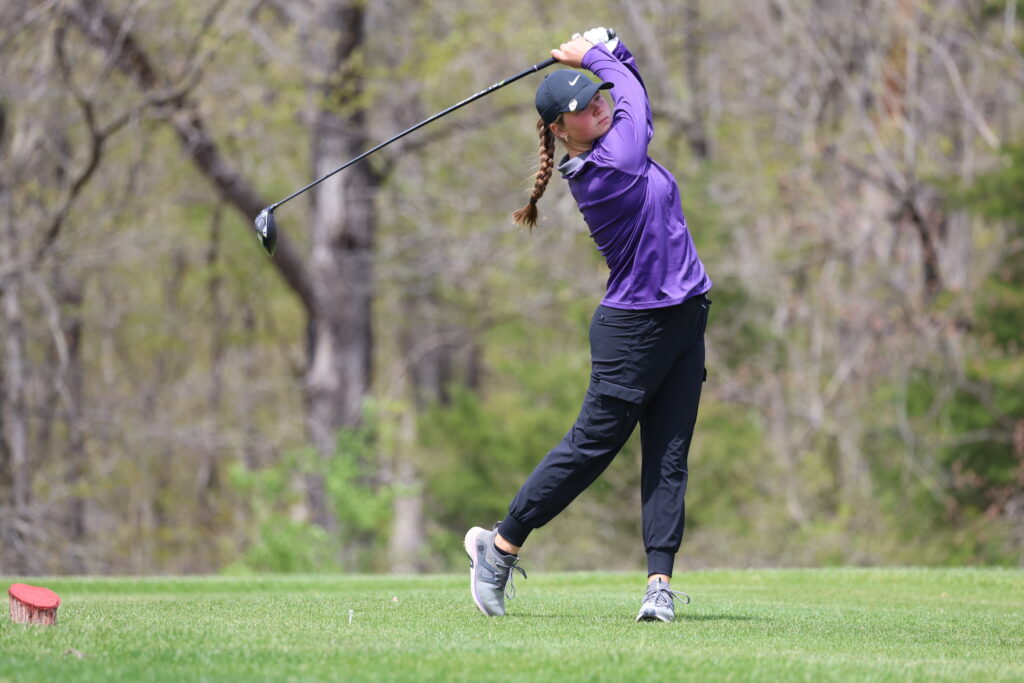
[61,0,365,535]
[946,141,1024,556]
[1,0,1022,574]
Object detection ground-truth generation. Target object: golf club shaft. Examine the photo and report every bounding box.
[269,57,558,211]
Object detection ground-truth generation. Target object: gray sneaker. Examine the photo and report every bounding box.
[636,578,690,622]
[463,525,527,616]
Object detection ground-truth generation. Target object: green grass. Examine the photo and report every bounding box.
[1,568,1022,681]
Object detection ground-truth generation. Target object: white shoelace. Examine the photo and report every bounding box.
[504,563,527,600]
[642,584,690,608]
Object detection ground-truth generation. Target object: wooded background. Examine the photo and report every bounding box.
[2,0,1022,575]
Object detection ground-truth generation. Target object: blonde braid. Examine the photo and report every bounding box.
[512,117,556,230]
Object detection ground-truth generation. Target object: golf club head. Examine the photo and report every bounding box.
[254,208,277,256]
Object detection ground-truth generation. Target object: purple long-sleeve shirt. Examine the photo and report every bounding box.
[558,42,711,310]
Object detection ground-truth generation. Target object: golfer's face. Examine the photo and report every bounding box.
[561,93,611,144]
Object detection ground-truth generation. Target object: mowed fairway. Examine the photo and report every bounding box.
[1,568,1021,682]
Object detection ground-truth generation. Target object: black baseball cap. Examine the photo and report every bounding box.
[535,69,613,125]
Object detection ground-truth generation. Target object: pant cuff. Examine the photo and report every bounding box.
[647,549,675,577]
[498,513,533,547]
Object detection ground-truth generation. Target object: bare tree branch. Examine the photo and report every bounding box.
[35,19,110,266]
[919,32,1000,150]
[375,103,532,178]
[0,0,60,53]
[65,0,315,313]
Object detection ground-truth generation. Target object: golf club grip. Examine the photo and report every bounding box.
[270,57,560,211]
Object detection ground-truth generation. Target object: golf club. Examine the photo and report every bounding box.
[254,56,559,256]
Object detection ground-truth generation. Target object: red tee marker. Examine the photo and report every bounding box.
[8,583,61,625]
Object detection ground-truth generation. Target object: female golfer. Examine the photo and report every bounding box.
[465,28,711,622]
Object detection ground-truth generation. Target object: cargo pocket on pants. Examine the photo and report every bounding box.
[578,377,646,448]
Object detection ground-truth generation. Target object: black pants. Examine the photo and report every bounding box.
[499,294,710,577]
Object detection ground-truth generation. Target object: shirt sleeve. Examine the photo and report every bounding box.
[580,41,653,176]
[610,40,650,95]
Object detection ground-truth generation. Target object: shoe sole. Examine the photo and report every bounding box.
[636,609,673,623]
[463,526,490,616]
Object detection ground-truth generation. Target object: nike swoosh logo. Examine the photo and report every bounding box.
[569,75,580,86]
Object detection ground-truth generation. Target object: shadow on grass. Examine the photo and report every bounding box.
[512,613,758,622]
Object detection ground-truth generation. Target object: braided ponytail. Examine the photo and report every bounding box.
[512,117,556,230]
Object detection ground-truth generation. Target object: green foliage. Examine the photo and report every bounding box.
[957,145,1024,222]
[924,140,1024,551]
[684,402,765,533]
[416,323,593,565]
[955,144,1024,351]
[226,518,337,575]
[227,415,394,573]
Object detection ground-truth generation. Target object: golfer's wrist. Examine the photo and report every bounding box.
[580,42,610,72]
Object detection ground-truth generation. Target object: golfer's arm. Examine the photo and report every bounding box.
[582,44,653,172]
[609,40,649,96]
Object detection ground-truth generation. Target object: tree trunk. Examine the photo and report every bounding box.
[683,0,710,159]
[57,270,87,572]
[0,102,12,503]
[1,210,29,513]
[302,0,377,531]
[66,0,378,539]
[0,174,34,574]
[387,285,453,573]
[195,205,225,571]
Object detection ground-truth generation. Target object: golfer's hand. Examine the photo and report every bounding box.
[551,36,593,68]
[582,27,619,51]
